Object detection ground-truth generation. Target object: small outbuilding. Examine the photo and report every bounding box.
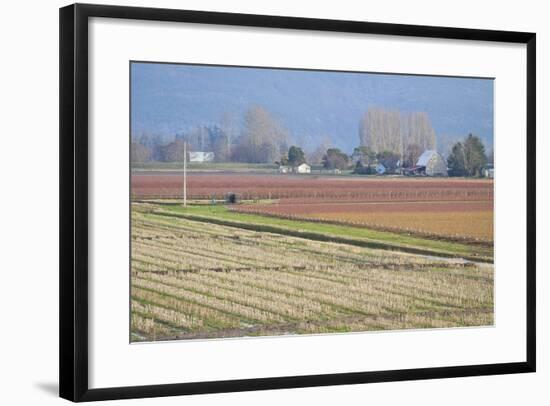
[295,163,311,174]
[189,151,215,163]
[483,164,494,179]
[415,150,448,176]
[278,165,291,174]
[378,157,400,174]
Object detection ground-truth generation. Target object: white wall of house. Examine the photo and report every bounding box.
[296,163,311,173]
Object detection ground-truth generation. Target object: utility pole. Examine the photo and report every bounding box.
[183,141,187,207]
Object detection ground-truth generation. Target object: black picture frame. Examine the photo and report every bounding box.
[59,3,536,402]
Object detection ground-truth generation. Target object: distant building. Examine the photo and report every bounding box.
[410,150,448,176]
[375,163,386,175]
[295,163,311,174]
[483,164,494,178]
[279,163,311,174]
[377,157,400,174]
[278,165,291,174]
[374,156,401,175]
[189,151,214,163]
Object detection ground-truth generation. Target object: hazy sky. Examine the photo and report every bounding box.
[131,62,494,152]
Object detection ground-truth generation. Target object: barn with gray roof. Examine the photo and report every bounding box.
[411,150,448,176]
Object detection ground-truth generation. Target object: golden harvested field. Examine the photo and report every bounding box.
[235,201,493,242]
[315,210,493,241]
[131,205,494,342]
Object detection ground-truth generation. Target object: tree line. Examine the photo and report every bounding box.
[131,104,490,177]
[358,108,437,167]
[132,105,436,166]
[132,105,289,164]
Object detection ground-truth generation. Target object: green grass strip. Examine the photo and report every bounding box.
[149,204,493,262]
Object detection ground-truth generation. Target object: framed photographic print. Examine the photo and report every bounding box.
[59,3,536,402]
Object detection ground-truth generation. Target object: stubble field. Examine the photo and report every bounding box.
[130,172,494,342]
[131,205,494,342]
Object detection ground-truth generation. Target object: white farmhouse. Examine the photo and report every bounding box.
[295,163,311,174]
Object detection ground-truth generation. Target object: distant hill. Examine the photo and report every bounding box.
[131,63,494,154]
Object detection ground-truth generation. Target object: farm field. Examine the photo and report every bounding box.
[132,172,493,201]
[131,173,494,342]
[132,172,494,243]
[131,204,494,342]
[155,204,493,261]
[234,200,493,242]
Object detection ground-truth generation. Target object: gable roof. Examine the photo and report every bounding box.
[416,150,441,167]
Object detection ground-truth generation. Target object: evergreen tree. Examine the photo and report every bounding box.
[447,134,487,177]
[287,146,306,166]
[447,142,466,176]
[463,134,487,177]
[353,146,376,165]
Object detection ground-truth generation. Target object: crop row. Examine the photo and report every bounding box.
[130,208,494,341]
[133,188,494,201]
[132,173,493,201]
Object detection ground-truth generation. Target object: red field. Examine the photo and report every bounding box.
[132,172,494,243]
[132,173,493,201]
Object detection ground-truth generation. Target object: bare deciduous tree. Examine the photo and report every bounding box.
[359,108,436,163]
[219,111,239,162]
[163,139,187,162]
[233,105,289,163]
[307,135,332,164]
[131,142,152,163]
